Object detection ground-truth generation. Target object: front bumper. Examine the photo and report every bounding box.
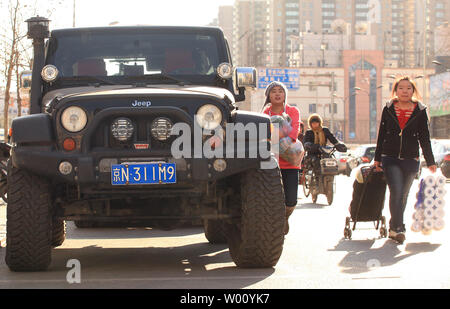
[12,146,264,186]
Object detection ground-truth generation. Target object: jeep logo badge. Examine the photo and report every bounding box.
[132,100,152,107]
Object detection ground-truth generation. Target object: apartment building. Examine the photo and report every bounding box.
[218,6,234,59]
[368,0,450,68]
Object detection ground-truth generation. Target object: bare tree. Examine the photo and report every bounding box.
[0,0,64,141]
[2,0,20,142]
[15,50,22,117]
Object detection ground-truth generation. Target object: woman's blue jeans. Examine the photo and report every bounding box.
[381,156,419,233]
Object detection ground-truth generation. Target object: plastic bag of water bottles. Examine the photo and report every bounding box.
[270,114,304,166]
[411,174,447,235]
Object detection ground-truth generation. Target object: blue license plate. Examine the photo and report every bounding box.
[111,163,176,185]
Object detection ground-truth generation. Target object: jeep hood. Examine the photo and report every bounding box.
[43,85,236,109]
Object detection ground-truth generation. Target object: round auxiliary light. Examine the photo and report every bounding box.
[151,117,173,141]
[195,104,222,130]
[213,159,227,172]
[111,117,134,141]
[59,161,73,175]
[217,63,233,79]
[61,106,88,132]
[41,65,59,82]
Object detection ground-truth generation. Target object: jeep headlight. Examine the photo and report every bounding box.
[195,104,222,130]
[61,106,87,132]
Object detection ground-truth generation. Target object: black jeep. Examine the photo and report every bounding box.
[5,19,285,271]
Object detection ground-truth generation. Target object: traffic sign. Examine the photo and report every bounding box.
[258,68,300,90]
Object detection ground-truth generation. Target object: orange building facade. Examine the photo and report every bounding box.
[342,50,384,144]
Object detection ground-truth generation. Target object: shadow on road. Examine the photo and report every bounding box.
[295,202,330,210]
[329,239,441,275]
[45,242,275,288]
[66,221,204,239]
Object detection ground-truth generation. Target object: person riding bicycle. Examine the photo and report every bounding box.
[303,113,347,173]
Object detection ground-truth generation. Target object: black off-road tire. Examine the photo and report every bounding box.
[326,189,333,205]
[227,163,285,268]
[325,176,334,205]
[52,218,66,247]
[203,219,227,244]
[5,162,52,271]
[311,192,318,204]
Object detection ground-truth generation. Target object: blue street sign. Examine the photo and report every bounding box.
[258,68,300,90]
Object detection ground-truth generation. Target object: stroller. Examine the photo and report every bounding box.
[344,165,387,239]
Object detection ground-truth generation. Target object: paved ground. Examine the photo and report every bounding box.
[0,170,448,290]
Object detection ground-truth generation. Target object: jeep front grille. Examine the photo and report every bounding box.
[91,116,176,151]
[83,107,192,153]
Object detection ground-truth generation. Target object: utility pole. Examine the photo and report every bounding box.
[351,0,356,50]
[73,0,76,28]
[330,72,335,133]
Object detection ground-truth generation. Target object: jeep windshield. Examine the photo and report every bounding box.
[46,27,226,87]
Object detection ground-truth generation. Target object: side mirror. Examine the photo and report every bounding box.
[235,67,257,89]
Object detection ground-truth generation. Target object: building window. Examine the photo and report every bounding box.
[286,3,299,8]
[356,3,368,9]
[309,104,317,113]
[286,11,299,16]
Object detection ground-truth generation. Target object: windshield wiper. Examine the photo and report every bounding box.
[60,73,190,87]
[130,72,191,86]
[63,76,120,86]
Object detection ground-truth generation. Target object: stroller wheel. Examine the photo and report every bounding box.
[380,227,387,238]
[345,216,351,227]
[344,227,352,239]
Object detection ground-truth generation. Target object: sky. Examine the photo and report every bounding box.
[50,0,235,29]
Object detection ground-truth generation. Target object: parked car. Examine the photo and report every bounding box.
[354,144,376,166]
[334,151,358,176]
[421,140,450,174]
[441,153,450,178]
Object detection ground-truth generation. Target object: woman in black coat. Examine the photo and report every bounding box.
[374,76,436,244]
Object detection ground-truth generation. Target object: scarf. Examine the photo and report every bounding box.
[312,126,326,146]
